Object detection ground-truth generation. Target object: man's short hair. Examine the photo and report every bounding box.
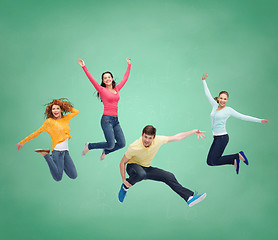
[142,125,156,136]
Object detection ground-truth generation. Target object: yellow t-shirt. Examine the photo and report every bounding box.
[125,136,169,167]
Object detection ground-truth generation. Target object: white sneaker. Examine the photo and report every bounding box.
[187,193,207,207]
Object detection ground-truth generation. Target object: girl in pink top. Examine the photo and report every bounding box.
[78,58,131,160]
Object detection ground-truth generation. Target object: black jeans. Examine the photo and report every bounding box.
[126,163,194,202]
[207,134,239,166]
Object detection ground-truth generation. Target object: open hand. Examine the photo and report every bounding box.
[195,130,206,140]
[261,119,269,124]
[78,59,85,67]
[16,143,23,150]
[202,73,208,80]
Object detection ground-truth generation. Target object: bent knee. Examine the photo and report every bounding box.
[106,142,115,150]
[118,141,126,149]
[136,171,147,180]
[69,172,78,179]
[53,176,63,182]
[164,172,176,181]
[207,160,214,166]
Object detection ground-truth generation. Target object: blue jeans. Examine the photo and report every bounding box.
[44,150,77,181]
[126,163,194,202]
[88,115,126,155]
[207,134,239,166]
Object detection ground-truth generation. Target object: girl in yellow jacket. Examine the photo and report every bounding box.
[16,99,79,181]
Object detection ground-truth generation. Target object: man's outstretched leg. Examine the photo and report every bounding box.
[145,166,207,207]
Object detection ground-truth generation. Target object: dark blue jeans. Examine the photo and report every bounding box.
[126,163,194,202]
[44,150,77,181]
[207,134,239,166]
[88,115,125,155]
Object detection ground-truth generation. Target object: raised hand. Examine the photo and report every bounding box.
[261,119,269,124]
[78,59,85,67]
[16,143,23,150]
[126,57,131,65]
[195,130,206,140]
[202,73,208,80]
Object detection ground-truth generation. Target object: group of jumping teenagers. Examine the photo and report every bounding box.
[16,58,269,207]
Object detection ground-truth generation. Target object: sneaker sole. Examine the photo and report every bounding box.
[188,193,207,207]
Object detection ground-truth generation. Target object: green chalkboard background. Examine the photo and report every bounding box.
[1,0,277,239]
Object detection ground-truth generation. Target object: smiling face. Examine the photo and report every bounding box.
[142,133,155,148]
[218,93,228,108]
[52,105,62,119]
[102,73,113,87]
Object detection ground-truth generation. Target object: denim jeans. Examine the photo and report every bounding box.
[126,163,194,202]
[88,115,126,155]
[44,150,77,181]
[207,134,239,166]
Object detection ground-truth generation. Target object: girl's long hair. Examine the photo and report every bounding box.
[44,98,73,119]
[97,72,116,101]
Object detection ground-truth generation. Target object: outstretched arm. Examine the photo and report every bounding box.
[229,108,268,124]
[17,124,46,150]
[167,129,206,143]
[78,59,103,92]
[119,155,132,188]
[115,58,131,91]
[202,73,218,107]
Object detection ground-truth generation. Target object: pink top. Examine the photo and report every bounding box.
[82,64,131,116]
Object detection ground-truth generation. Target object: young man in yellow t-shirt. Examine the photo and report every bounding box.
[119,125,207,207]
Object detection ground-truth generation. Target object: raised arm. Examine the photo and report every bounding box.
[119,155,133,188]
[229,108,268,124]
[115,58,131,91]
[63,107,79,121]
[167,129,206,143]
[202,73,218,107]
[17,124,46,150]
[78,59,103,93]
